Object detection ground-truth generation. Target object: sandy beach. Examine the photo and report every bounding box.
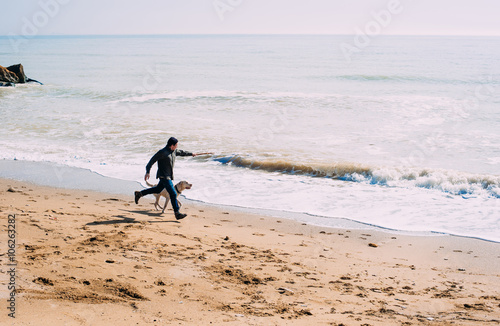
[1,177,499,325]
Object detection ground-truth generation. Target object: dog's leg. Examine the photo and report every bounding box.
[161,194,170,214]
[154,195,161,211]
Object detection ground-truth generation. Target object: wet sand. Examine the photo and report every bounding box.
[1,178,499,325]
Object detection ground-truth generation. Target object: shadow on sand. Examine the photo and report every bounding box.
[86,209,179,225]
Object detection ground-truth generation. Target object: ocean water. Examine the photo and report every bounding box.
[1,35,499,241]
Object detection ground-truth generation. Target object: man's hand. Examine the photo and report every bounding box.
[193,152,213,157]
[144,173,150,182]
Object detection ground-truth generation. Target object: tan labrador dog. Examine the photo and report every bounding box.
[145,180,192,213]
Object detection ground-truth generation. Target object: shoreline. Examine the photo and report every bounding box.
[1,176,500,324]
[1,159,495,243]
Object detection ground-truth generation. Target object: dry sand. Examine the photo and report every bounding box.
[0,178,499,325]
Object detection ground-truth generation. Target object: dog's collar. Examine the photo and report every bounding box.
[175,184,181,194]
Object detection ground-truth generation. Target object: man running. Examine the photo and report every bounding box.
[134,137,208,220]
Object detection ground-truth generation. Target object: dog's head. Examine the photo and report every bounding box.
[176,180,192,192]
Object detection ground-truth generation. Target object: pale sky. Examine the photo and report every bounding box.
[2,0,500,36]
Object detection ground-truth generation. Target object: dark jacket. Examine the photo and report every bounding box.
[146,147,193,180]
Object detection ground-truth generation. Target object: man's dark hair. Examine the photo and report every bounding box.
[167,137,178,147]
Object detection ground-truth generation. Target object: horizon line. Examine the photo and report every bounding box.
[1,33,500,38]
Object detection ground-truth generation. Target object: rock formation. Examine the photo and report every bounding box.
[0,64,43,86]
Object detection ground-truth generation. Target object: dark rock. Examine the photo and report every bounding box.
[0,63,43,85]
[0,65,20,83]
[6,64,27,83]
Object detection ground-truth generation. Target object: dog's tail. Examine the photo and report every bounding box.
[145,180,157,187]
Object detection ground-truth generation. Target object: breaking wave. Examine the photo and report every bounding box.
[213,155,500,198]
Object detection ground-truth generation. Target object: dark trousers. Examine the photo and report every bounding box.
[140,178,179,212]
